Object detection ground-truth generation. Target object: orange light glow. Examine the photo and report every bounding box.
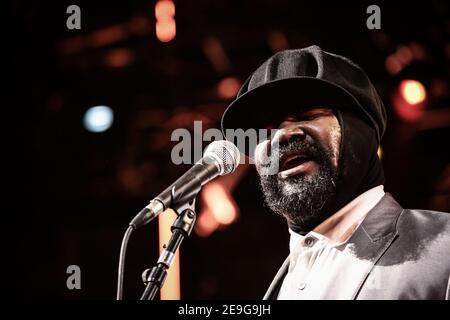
[156,20,176,42]
[155,0,176,43]
[203,183,238,225]
[385,55,402,75]
[195,210,220,238]
[158,209,180,300]
[400,80,427,105]
[202,37,231,73]
[104,48,134,68]
[217,77,241,99]
[155,0,175,19]
[89,25,127,48]
[195,182,240,237]
[268,31,289,52]
[395,46,413,65]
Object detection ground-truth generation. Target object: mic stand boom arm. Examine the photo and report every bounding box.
[140,200,197,300]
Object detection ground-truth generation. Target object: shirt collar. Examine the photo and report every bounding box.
[288,185,385,251]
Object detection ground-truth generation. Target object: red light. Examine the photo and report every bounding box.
[385,55,402,75]
[217,77,241,99]
[104,48,134,68]
[400,80,426,105]
[393,80,427,122]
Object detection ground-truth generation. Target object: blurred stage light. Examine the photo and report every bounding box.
[104,48,134,68]
[155,0,176,42]
[155,0,175,17]
[83,106,114,132]
[393,80,427,122]
[268,31,289,52]
[195,210,220,238]
[195,182,239,237]
[395,46,413,65]
[202,36,232,74]
[156,21,176,42]
[217,77,241,99]
[204,183,238,225]
[385,54,402,75]
[400,80,427,105]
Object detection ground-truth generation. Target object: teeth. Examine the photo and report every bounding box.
[282,154,307,170]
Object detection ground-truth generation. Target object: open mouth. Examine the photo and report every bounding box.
[278,153,315,178]
[281,154,310,170]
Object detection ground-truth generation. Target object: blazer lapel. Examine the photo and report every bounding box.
[345,193,403,299]
[263,256,290,300]
[263,193,404,300]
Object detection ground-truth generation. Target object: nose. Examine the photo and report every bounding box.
[271,125,306,149]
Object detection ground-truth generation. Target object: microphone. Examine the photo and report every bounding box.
[129,140,240,229]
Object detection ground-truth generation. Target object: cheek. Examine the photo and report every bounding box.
[328,120,342,169]
[254,140,270,170]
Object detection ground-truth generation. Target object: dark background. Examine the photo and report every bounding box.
[9,0,449,299]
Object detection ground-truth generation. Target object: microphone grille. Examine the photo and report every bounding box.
[204,140,240,175]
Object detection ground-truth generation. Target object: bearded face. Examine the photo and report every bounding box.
[254,107,342,229]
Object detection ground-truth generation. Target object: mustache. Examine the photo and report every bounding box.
[258,136,326,170]
[256,135,336,177]
[275,136,321,160]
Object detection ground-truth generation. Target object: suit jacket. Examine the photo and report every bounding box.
[263,193,450,300]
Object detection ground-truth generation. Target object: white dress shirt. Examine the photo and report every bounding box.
[277,185,385,300]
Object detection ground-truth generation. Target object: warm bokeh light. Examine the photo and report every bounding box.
[392,80,427,122]
[155,0,175,19]
[202,36,231,74]
[395,46,413,65]
[158,209,180,300]
[155,0,176,42]
[104,48,135,68]
[217,77,241,99]
[268,31,289,52]
[385,55,402,75]
[204,183,238,225]
[400,80,427,105]
[156,20,176,42]
[195,210,220,238]
[204,183,238,226]
[89,25,127,48]
[195,181,240,237]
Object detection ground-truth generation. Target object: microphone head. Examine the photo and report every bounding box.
[203,140,240,175]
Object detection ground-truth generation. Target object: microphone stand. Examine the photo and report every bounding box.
[140,200,197,300]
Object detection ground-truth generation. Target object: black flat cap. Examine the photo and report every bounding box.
[221,45,386,150]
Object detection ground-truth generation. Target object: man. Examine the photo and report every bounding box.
[221,46,450,299]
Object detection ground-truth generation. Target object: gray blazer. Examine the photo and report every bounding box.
[263,193,450,300]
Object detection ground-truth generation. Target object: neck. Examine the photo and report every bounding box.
[291,185,385,244]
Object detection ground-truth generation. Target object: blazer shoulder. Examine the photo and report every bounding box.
[397,208,450,240]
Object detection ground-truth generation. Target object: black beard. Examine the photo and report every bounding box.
[257,136,339,230]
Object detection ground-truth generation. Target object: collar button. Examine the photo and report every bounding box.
[304,237,316,247]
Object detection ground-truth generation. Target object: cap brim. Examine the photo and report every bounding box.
[221,77,367,156]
